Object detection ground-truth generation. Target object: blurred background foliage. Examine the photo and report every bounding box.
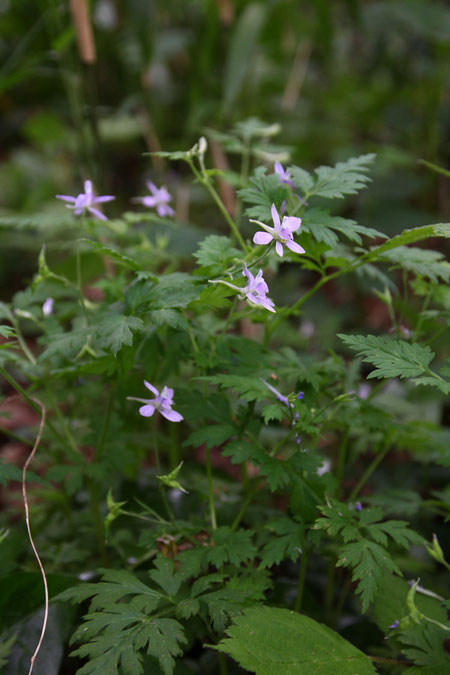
[0,0,449,295]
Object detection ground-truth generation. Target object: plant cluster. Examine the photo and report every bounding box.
[0,122,449,674]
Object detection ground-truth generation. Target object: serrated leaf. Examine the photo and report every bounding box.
[302,208,385,247]
[398,623,450,669]
[338,334,435,379]
[261,403,284,424]
[206,527,256,569]
[145,274,200,309]
[368,223,450,259]
[380,246,450,283]
[184,424,236,449]
[239,166,288,220]
[337,540,401,612]
[95,313,144,356]
[193,235,240,275]
[216,606,377,674]
[80,239,141,270]
[258,516,303,569]
[288,166,314,193]
[301,154,375,200]
[39,326,91,362]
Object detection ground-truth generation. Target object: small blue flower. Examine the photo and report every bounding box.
[297,391,304,400]
[355,501,363,512]
[389,620,399,630]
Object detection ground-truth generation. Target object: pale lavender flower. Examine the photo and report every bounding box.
[134,181,175,217]
[242,264,276,313]
[262,379,291,407]
[355,501,363,512]
[208,265,275,313]
[127,381,183,422]
[252,204,305,258]
[42,297,54,317]
[56,180,115,220]
[274,161,294,188]
[389,620,399,630]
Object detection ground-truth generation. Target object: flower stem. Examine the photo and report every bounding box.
[294,541,309,613]
[335,428,349,498]
[188,160,247,251]
[153,423,175,522]
[349,440,392,501]
[205,445,217,530]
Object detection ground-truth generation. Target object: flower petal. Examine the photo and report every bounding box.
[93,195,115,203]
[56,195,76,203]
[285,240,305,254]
[88,207,108,221]
[283,216,301,233]
[253,231,273,245]
[160,408,183,422]
[144,381,159,396]
[271,203,281,231]
[139,404,155,417]
[275,241,284,257]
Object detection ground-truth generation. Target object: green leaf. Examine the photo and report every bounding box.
[258,516,303,569]
[95,313,144,356]
[368,223,450,259]
[261,403,284,424]
[301,154,375,199]
[215,606,377,674]
[184,424,236,449]
[149,558,182,597]
[380,246,450,283]
[193,235,240,275]
[145,274,200,309]
[80,239,141,271]
[302,208,385,248]
[206,527,256,569]
[199,374,269,402]
[39,326,91,362]
[338,334,435,379]
[239,166,288,220]
[398,623,450,670]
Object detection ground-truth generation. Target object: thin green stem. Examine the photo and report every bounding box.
[188,160,246,251]
[183,312,200,353]
[152,423,175,523]
[96,387,114,461]
[76,239,89,324]
[335,429,349,498]
[349,441,392,501]
[11,317,36,365]
[205,445,217,530]
[231,480,260,532]
[294,537,309,612]
[88,478,107,565]
[413,288,432,343]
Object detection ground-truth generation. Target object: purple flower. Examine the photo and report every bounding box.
[56,180,115,220]
[242,264,275,313]
[134,181,175,217]
[355,501,363,512]
[127,381,183,422]
[252,204,305,258]
[297,391,304,400]
[274,161,294,188]
[262,379,291,407]
[389,620,399,630]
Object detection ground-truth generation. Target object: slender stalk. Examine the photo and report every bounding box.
[88,478,107,565]
[183,312,199,353]
[349,441,392,501]
[95,386,114,460]
[335,429,349,498]
[218,652,228,675]
[231,480,260,532]
[153,423,175,522]
[205,445,217,530]
[294,537,309,612]
[188,160,246,251]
